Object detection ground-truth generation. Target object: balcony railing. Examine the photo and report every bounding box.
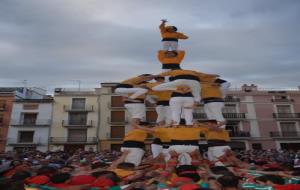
[270,131,300,138]
[7,138,41,145]
[229,131,250,138]
[62,120,93,127]
[223,113,246,119]
[224,97,240,102]
[49,137,98,144]
[193,113,208,119]
[271,98,294,102]
[63,105,94,112]
[107,117,128,125]
[10,119,51,127]
[273,113,300,119]
[193,113,246,120]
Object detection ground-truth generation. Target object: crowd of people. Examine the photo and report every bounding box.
[0,149,299,190]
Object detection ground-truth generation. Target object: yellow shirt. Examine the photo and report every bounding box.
[201,82,223,99]
[170,127,204,141]
[159,69,199,78]
[204,129,230,141]
[158,50,185,64]
[153,127,173,142]
[123,129,148,142]
[160,23,188,40]
[121,76,148,85]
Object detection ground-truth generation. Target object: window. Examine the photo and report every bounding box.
[23,103,38,110]
[111,126,125,138]
[274,95,287,100]
[252,143,262,150]
[69,113,87,125]
[146,111,157,123]
[276,105,291,113]
[71,98,86,109]
[194,106,205,113]
[111,144,122,151]
[111,111,125,122]
[280,122,297,136]
[226,121,240,136]
[19,131,34,143]
[68,129,87,142]
[0,100,5,110]
[0,113,4,125]
[23,113,37,125]
[223,104,237,113]
[111,96,124,107]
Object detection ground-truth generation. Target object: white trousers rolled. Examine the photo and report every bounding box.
[204,102,225,122]
[151,144,163,158]
[121,147,145,166]
[169,97,194,125]
[155,105,172,125]
[152,79,201,102]
[124,103,146,120]
[115,87,148,99]
[207,146,231,162]
[168,145,199,154]
[162,41,178,51]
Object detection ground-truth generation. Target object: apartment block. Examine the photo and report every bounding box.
[6,98,53,152]
[97,83,300,151]
[49,88,99,152]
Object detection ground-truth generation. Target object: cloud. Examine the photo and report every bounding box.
[0,0,299,92]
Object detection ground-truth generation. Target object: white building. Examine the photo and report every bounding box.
[6,88,53,152]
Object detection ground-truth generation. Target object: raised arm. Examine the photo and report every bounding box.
[159,20,167,33]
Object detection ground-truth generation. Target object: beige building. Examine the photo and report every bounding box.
[98,83,161,151]
[49,88,99,152]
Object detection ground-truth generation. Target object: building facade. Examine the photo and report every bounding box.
[97,83,300,151]
[49,88,99,152]
[0,91,15,152]
[6,98,53,152]
[223,84,300,150]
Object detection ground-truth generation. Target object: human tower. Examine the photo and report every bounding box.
[113,20,232,167]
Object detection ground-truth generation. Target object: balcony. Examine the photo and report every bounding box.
[271,98,294,103]
[273,113,300,120]
[229,131,251,139]
[49,137,98,144]
[193,113,208,120]
[107,117,128,125]
[224,97,240,102]
[62,120,93,128]
[223,113,246,120]
[193,113,246,120]
[7,138,41,146]
[63,105,94,112]
[10,119,51,127]
[270,131,300,138]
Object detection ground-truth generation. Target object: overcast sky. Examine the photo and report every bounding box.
[0,0,299,92]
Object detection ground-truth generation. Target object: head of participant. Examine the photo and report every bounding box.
[138,74,154,82]
[166,26,178,32]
